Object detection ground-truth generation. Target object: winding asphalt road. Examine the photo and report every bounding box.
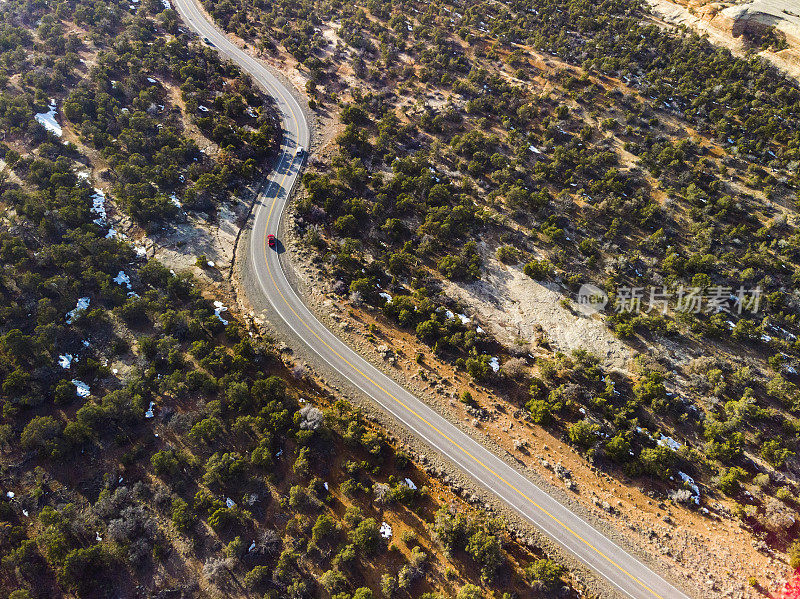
[172,2,693,597]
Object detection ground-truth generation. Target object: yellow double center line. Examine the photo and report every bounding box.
[256,65,668,599]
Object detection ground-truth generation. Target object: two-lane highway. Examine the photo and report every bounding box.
[172,2,693,597]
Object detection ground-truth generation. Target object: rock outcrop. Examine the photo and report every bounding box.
[647,0,800,81]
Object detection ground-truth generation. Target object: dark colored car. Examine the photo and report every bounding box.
[267,234,276,248]
[203,37,215,47]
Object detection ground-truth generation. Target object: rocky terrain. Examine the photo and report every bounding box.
[647,0,800,80]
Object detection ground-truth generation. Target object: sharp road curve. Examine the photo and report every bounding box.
[172,2,692,597]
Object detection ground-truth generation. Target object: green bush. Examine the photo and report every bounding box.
[567,420,600,449]
[718,467,747,496]
[151,449,179,476]
[525,398,553,425]
[466,529,503,582]
[244,565,272,590]
[526,558,565,587]
[523,259,552,280]
[456,584,484,599]
[349,517,381,555]
[790,541,800,570]
[639,446,675,479]
[171,497,196,532]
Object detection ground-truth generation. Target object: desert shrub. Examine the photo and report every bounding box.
[526,558,565,587]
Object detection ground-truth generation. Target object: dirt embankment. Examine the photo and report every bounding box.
[646,0,800,81]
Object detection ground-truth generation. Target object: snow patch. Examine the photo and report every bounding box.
[113,271,132,289]
[403,478,417,490]
[58,354,76,369]
[213,301,229,325]
[91,189,108,225]
[35,99,62,137]
[489,356,500,372]
[657,436,682,451]
[678,471,700,504]
[72,379,90,397]
[66,297,90,323]
[379,521,393,539]
[145,401,155,418]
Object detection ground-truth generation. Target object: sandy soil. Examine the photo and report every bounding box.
[0,158,23,186]
[442,248,635,371]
